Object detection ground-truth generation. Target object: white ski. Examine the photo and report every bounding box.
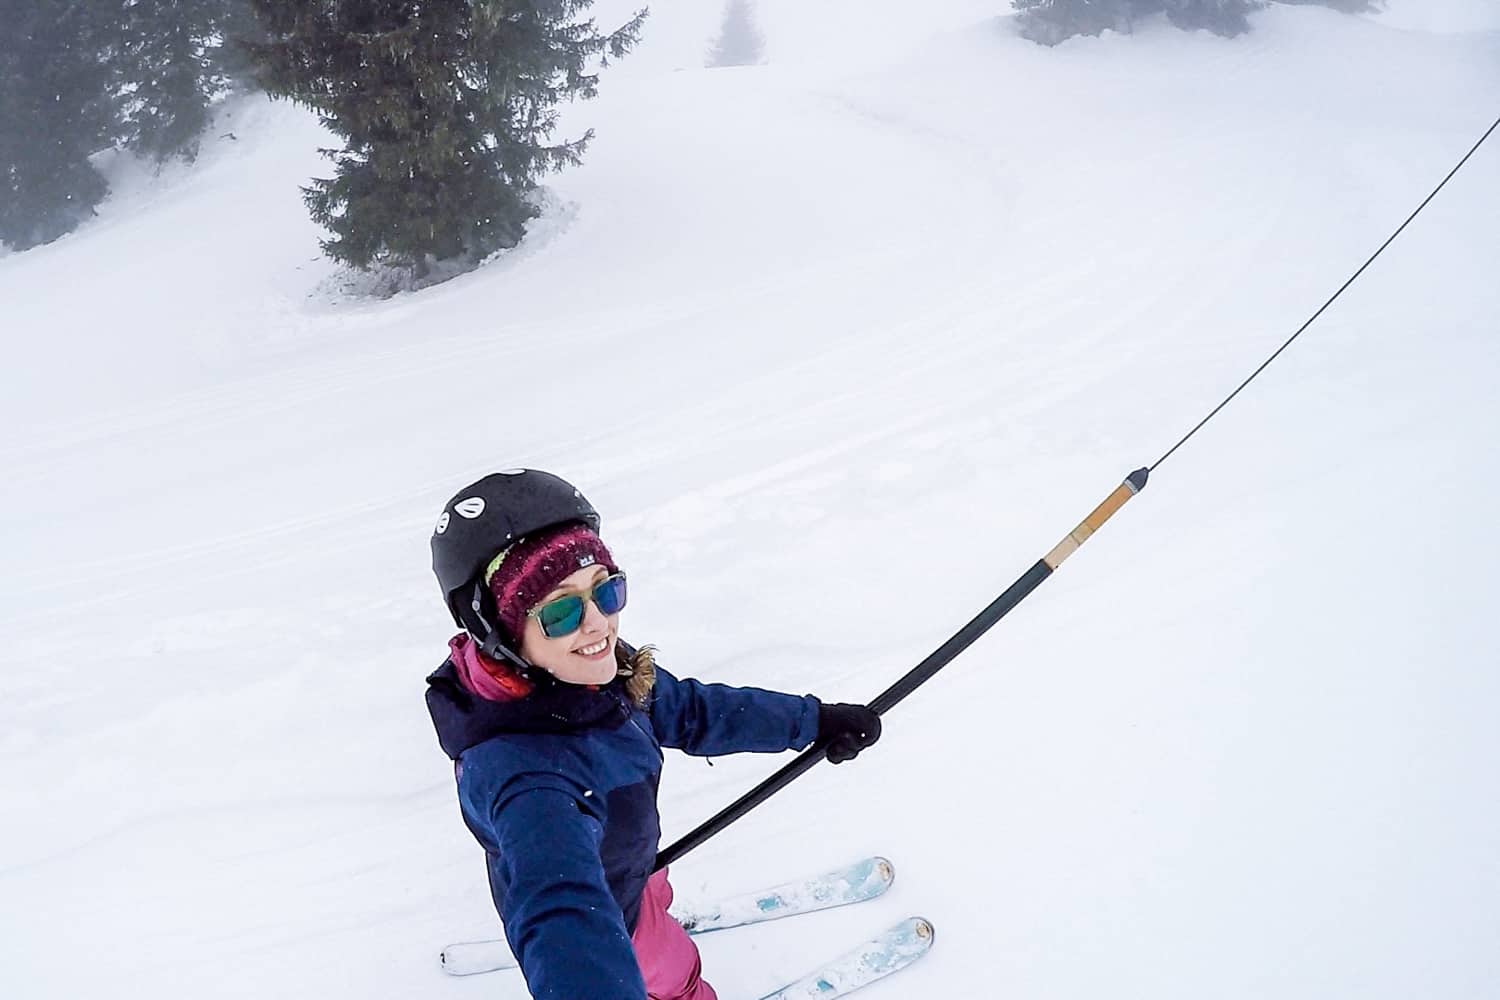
[758,916,935,999]
[440,855,896,977]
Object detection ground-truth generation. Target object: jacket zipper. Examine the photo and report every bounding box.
[621,694,664,762]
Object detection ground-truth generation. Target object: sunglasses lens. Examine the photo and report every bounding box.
[537,595,585,638]
[594,574,628,616]
[533,574,628,638]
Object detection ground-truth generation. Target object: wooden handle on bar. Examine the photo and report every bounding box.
[1043,468,1149,570]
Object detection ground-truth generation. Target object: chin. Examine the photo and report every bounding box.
[554,640,617,685]
[579,653,617,682]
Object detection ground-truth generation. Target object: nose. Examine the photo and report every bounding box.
[579,594,611,634]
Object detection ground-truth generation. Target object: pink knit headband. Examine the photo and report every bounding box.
[485,523,618,643]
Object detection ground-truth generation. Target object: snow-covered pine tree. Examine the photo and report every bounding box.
[0,1,120,250]
[246,0,645,278]
[1277,0,1383,12]
[706,0,766,68]
[1013,0,1379,45]
[118,0,243,162]
[1012,0,1138,46]
[1015,0,1273,42]
[1160,0,1263,36]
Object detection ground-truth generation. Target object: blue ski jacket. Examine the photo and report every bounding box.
[425,641,821,1000]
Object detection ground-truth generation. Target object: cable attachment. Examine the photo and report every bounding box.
[1043,468,1150,571]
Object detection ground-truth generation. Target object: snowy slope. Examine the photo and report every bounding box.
[3,2,1498,998]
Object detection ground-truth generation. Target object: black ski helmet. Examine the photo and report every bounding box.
[431,469,600,662]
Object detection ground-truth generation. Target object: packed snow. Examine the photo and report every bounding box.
[3,2,1497,998]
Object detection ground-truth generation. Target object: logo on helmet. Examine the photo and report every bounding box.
[434,512,451,535]
[455,497,486,519]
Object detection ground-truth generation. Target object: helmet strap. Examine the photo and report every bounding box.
[464,580,536,678]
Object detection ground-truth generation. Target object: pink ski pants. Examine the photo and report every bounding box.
[631,869,718,1000]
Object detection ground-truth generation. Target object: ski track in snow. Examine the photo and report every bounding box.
[3,3,1499,998]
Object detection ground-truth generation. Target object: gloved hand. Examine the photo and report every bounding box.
[816,702,881,764]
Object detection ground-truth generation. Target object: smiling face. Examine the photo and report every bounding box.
[517,564,620,685]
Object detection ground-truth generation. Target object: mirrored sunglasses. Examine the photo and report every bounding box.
[528,572,628,639]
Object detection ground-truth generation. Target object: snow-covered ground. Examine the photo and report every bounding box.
[3,2,1498,997]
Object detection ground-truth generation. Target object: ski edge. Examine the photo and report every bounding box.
[757,915,936,1000]
[439,855,896,977]
[678,854,895,934]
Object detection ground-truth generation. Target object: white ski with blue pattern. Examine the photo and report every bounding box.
[440,855,897,977]
[678,854,895,933]
[758,916,935,999]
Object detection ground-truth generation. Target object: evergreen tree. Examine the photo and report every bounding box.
[119,0,218,161]
[1016,0,1271,43]
[707,0,765,68]
[0,1,121,250]
[1277,0,1382,12]
[1013,0,1137,46]
[117,1,262,162]
[1,1,262,250]
[1014,0,1379,44]
[213,0,267,87]
[1161,0,1262,36]
[246,0,646,277]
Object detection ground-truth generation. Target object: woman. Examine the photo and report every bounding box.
[426,469,882,1000]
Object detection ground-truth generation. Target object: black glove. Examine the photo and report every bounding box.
[816,702,881,764]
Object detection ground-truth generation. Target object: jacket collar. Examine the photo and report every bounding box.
[424,654,635,760]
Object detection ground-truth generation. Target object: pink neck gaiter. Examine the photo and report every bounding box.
[449,633,533,703]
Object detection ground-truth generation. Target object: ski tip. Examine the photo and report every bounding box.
[874,856,895,884]
[909,916,936,944]
[438,946,486,977]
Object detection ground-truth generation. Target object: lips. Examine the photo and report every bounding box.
[575,635,612,658]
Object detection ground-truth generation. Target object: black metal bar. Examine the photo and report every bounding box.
[654,561,1054,871]
[654,741,825,871]
[869,559,1053,715]
[654,471,1149,872]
